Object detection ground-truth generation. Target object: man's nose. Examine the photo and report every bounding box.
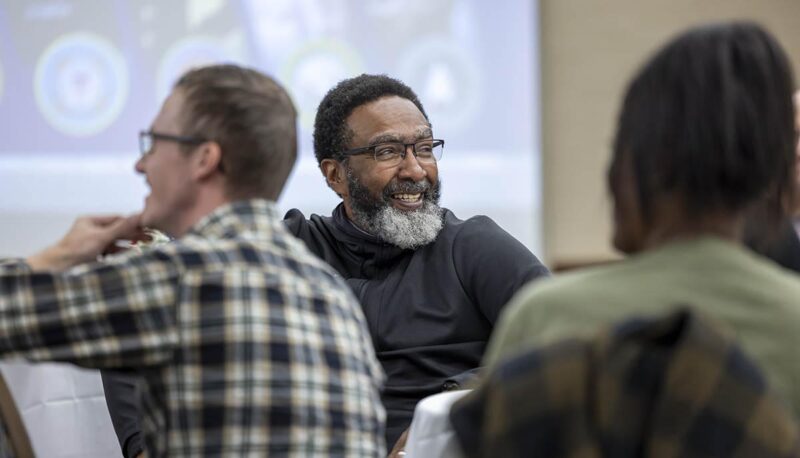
[397,146,426,181]
[134,154,146,174]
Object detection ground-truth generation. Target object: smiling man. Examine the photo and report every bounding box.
[0,65,386,457]
[284,74,550,450]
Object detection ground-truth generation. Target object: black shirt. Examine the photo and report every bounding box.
[284,204,550,445]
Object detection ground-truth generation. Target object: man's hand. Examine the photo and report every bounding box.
[388,429,408,457]
[26,214,143,271]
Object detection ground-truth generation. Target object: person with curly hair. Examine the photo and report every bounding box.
[284,74,550,451]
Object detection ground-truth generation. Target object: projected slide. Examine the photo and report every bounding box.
[0,0,541,256]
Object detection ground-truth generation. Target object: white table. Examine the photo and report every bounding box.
[0,361,121,458]
[404,390,470,458]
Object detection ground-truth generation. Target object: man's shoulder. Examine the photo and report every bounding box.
[283,208,334,234]
[490,262,640,352]
[281,208,344,261]
[442,209,493,226]
[510,261,637,311]
[168,224,350,288]
[440,210,509,241]
[440,210,537,258]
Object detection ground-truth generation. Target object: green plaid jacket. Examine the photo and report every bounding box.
[0,200,386,457]
[451,309,800,458]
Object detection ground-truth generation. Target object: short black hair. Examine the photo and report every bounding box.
[609,21,797,229]
[313,74,429,164]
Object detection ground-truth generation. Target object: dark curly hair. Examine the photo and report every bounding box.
[313,74,429,164]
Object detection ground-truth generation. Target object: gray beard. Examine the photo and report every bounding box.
[346,167,444,250]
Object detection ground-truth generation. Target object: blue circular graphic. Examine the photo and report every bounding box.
[279,39,364,130]
[157,36,245,103]
[35,32,129,137]
[397,39,481,133]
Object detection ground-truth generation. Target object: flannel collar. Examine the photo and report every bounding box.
[187,199,283,240]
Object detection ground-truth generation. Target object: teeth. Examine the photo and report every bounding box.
[393,193,422,202]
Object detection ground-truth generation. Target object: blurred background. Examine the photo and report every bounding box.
[1,0,800,269]
[538,0,800,269]
[0,0,542,257]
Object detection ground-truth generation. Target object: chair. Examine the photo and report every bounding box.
[0,372,33,458]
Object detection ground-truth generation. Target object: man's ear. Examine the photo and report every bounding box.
[320,158,349,197]
[193,141,223,180]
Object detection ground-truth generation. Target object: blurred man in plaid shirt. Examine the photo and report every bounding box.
[0,64,386,457]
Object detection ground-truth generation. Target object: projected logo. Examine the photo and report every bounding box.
[34,33,129,137]
[397,39,481,133]
[279,40,364,131]
[156,35,246,103]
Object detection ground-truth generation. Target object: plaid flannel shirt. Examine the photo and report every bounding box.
[0,200,386,457]
[451,308,800,458]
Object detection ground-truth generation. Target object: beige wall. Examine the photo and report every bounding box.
[540,0,800,267]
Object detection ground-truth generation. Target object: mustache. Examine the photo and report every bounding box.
[383,179,432,198]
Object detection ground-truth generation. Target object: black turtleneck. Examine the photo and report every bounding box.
[284,204,550,446]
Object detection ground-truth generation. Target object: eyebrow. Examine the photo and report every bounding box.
[368,127,433,146]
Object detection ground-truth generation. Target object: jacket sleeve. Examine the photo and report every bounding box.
[101,370,144,458]
[452,216,550,324]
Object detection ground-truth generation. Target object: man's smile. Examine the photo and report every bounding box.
[390,192,424,210]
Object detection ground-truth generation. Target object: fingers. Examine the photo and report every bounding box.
[100,214,145,255]
[30,213,147,270]
[87,214,126,227]
[388,429,409,458]
[109,214,144,240]
[82,213,142,239]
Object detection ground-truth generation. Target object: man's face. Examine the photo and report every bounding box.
[339,96,443,249]
[134,89,199,236]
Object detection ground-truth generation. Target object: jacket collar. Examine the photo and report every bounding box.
[329,203,408,268]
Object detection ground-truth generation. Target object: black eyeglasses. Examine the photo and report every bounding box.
[340,139,444,166]
[139,130,207,156]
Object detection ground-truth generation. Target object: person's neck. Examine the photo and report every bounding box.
[169,188,231,238]
[642,204,743,250]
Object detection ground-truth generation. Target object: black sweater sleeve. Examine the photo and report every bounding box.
[101,369,144,458]
[452,216,550,324]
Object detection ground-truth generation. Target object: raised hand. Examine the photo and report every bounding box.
[26,214,143,271]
